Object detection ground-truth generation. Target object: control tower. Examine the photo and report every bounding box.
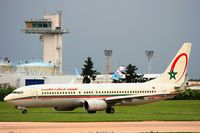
[22,12,69,74]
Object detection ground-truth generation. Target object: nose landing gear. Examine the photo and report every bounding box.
[16,106,28,114]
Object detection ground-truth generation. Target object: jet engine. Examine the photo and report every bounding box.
[83,99,107,111]
[54,106,75,111]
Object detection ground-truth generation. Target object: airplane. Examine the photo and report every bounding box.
[4,43,191,114]
[111,65,126,81]
[111,65,161,82]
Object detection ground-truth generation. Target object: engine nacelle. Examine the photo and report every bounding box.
[84,99,107,111]
[54,106,75,111]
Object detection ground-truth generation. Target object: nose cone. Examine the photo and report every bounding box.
[4,95,11,102]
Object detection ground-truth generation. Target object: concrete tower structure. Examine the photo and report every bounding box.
[22,12,69,74]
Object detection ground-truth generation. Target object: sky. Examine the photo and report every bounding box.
[0,0,200,79]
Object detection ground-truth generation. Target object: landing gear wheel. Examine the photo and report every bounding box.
[87,111,96,114]
[106,108,115,114]
[22,110,27,114]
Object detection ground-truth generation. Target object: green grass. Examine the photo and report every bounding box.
[0,100,200,122]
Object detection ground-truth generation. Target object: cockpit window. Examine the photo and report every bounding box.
[12,91,23,94]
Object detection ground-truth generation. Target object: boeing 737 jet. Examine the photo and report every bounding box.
[4,43,191,114]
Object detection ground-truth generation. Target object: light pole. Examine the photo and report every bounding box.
[104,49,112,83]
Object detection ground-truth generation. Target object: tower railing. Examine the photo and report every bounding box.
[22,27,68,34]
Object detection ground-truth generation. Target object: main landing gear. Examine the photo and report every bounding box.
[87,108,115,114]
[106,107,115,114]
[22,109,28,114]
[87,111,96,114]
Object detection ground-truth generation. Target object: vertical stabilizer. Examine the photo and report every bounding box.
[149,43,191,85]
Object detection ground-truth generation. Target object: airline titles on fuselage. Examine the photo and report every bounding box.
[41,88,78,91]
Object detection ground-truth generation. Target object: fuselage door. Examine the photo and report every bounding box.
[31,90,38,99]
[161,89,167,97]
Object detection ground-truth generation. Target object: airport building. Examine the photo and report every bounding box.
[0,59,13,74]
[16,62,60,75]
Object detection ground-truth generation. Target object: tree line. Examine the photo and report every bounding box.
[172,89,200,100]
[81,57,147,83]
[0,87,15,101]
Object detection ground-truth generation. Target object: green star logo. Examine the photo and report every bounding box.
[168,70,178,80]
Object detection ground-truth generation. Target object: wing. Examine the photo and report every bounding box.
[105,92,174,106]
[105,78,188,106]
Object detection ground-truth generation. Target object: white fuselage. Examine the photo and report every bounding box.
[4,82,177,109]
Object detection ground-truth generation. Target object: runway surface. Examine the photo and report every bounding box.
[1,121,200,133]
